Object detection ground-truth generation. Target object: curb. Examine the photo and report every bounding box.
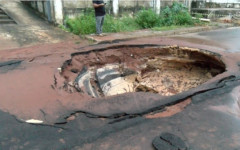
[85,23,234,44]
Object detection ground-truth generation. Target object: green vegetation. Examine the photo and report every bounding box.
[63,2,202,35]
[135,9,160,28]
[194,13,204,24]
[160,2,193,26]
[66,12,96,35]
[103,15,140,33]
[65,13,140,34]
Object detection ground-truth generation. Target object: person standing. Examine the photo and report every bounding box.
[92,0,106,36]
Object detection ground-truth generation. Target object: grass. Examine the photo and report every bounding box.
[64,13,141,35]
[65,13,96,35]
[62,2,204,35]
[102,15,141,33]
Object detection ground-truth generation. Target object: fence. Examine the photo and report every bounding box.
[191,0,240,19]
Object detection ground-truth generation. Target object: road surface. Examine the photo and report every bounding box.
[0,3,240,149]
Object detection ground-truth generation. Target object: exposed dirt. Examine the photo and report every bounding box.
[1,30,240,149]
[145,98,192,118]
[61,45,225,97]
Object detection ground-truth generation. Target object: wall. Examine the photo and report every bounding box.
[63,0,111,18]
[54,0,64,24]
[22,0,63,25]
[62,0,191,18]
[23,0,193,24]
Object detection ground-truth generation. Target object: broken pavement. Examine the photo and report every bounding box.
[0,2,240,149]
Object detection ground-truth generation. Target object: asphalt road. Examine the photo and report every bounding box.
[0,25,240,150]
[199,27,240,52]
[173,27,240,52]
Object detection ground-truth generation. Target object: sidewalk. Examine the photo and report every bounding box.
[85,23,234,44]
[0,1,79,51]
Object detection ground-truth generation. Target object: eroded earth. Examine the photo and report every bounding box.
[61,45,225,97]
[1,27,240,150]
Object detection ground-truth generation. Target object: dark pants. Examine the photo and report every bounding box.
[96,16,104,34]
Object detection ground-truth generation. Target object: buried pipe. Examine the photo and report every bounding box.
[60,45,225,98]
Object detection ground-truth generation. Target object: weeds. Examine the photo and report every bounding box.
[135,9,160,28]
[66,12,96,35]
[160,2,194,26]
[63,2,202,35]
[103,15,140,33]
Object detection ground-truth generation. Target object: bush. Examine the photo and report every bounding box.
[160,2,194,26]
[103,15,140,33]
[64,2,198,35]
[160,6,174,26]
[174,12,193,25]
[171,2,188,14]
[194,13,204,24]
[135,9,160,28]
[66,13,96,35]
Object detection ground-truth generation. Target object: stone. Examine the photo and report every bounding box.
[152,132,188,150]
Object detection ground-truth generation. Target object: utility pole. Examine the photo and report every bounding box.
[156,0,161,15]
[113,0,119,16]
[53,0,63,24]
[188,0,192,12]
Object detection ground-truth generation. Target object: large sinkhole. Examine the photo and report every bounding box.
[61,45,225,97]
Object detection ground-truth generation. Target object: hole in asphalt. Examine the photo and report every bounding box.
[61,45,226,97]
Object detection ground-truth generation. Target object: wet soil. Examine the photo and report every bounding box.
[0,33,240,150]
[62,45,225,97]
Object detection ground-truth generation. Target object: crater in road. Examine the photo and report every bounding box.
[60,45,225,97]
